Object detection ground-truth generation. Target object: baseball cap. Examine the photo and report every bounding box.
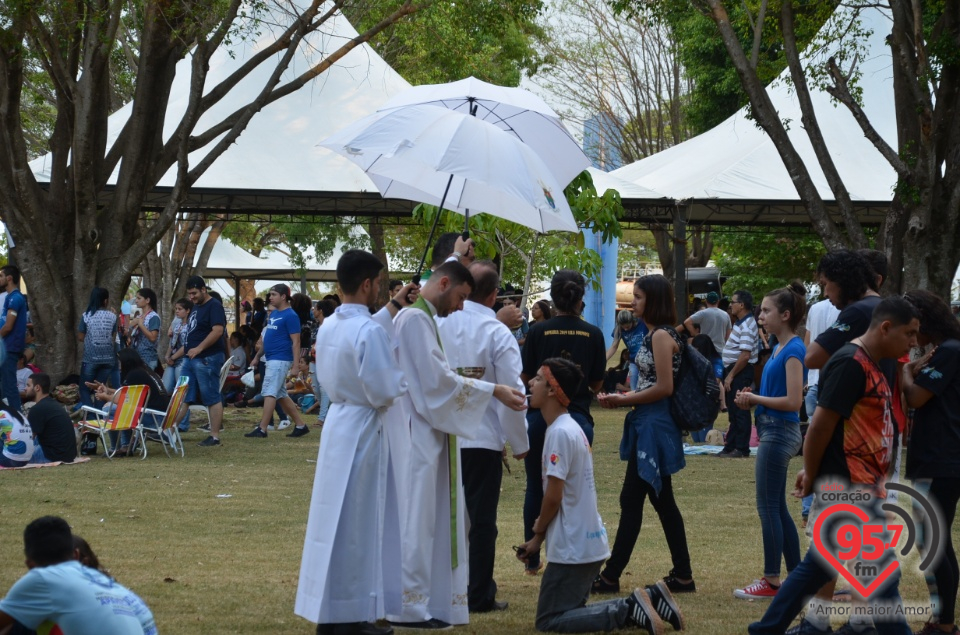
[706,291,720,303]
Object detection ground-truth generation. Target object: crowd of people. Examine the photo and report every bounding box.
[1,240,958,635]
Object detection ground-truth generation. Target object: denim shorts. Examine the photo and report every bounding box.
[261,360,292,399]
[183,352,226,407]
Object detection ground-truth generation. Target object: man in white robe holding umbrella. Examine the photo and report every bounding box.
[385,259,527,630]
[295,249,412,635]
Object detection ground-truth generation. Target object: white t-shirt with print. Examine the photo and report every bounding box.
[542,413,610,565]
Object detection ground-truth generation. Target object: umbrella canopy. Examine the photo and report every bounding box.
[378,76,590,187]
[320,104,579,234]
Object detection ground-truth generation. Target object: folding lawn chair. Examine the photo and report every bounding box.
[139,376,190,458]
[79,385,150,460]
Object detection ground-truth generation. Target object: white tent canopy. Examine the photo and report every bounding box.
[30,2,414,215]
[610,5,896,226]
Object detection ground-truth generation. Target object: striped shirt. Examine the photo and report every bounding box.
[722,314,759,367]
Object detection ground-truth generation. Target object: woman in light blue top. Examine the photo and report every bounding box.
[732,281,808,600]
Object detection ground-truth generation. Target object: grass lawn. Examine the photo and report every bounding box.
[0,405,952,633]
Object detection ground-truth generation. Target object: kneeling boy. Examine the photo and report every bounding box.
[517,357,684,634]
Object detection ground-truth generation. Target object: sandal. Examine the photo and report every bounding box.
[591,574,620,594]
[524,561,544,576]
[114,445,130,458]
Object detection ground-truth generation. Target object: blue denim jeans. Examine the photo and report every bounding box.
[524,408,593,569]
[755,413,802,577]
[535,560,633,632]
[182,353,226,407]
[801,384,819,518]
[79,361,115,411]
[749,494,911,635]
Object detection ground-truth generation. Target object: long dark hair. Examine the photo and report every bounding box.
[634,275,677,326]
[137,288,158,312]
[85,287,110,316]
[550,270,586,315]
[534,300,553,321]
[690,334,720,361]
[904,290,960,344]
[117,348,166,397]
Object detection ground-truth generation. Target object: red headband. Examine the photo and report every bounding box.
[541,364,571,407]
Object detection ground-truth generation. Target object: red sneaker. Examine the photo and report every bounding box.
[734,578,780,600]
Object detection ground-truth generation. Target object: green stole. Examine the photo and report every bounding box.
[409,297,459,568]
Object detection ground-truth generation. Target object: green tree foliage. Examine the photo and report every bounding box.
[636,1,837,133]
[344,0,546,86]
[711,227,825,295]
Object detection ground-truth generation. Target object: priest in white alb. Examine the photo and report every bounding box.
[385,259,527,630]
[295,249,417,635]
[437,261,529,614]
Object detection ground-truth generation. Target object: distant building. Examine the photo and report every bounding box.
[583,113,623,171]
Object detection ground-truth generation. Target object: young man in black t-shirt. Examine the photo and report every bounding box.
[25,374,77,463]
[749,297,919,635]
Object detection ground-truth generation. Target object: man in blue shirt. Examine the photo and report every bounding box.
[246,284,306,438]
[0,515,157,634]
[182,276,227,447]
[0,265,28,411]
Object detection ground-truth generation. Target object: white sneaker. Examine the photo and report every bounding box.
[277,419,292,430]
[266,424,275,431]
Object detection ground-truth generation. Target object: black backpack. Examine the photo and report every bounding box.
[660,330,721,431]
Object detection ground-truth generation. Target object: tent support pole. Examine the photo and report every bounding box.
[673,205,687,321]
[234,276,241,331]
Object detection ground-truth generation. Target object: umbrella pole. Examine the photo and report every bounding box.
[463,209,470,239]
[413,174,455,284]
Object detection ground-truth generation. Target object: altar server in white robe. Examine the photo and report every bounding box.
[437,261,529,613]
[296,249,416,635]
[385,259,527,630]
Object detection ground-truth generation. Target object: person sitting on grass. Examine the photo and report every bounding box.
[0,516,157,634]
[0,406,35,468]
[25,373,77,464]
[517,357,685,634]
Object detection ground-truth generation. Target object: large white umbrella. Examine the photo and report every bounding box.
[321,104,578,234]
[378,76,590,187]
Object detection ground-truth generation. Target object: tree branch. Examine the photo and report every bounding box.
[824,56,910,178]
[780,0,864,247]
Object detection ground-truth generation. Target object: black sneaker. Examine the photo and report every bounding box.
[625,588,665,635]
[197,436,220,447]
[199,423,211,432]
[833,623,877,635]
[244,427,267,438]
[663,572,697,594]
[646,580,685,631]
[387,618,452,630]
[785,619,833,635]
[287,426,310,438]
[591,574,620,594]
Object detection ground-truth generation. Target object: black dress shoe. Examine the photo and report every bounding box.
[318,623,394,635]
[387,618,452,630]
[471,600,508,613]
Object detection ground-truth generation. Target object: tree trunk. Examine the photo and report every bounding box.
[367,218,391,307]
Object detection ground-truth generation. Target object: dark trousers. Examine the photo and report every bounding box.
[722,363,754,454]
[1,351,21,412]
[601,456,693,581]
[748,546,910,634]
[524,408,593,569]
[461,447,504,611]
[926,477,960,625]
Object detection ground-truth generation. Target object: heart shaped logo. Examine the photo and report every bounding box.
[812,502,900,598]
